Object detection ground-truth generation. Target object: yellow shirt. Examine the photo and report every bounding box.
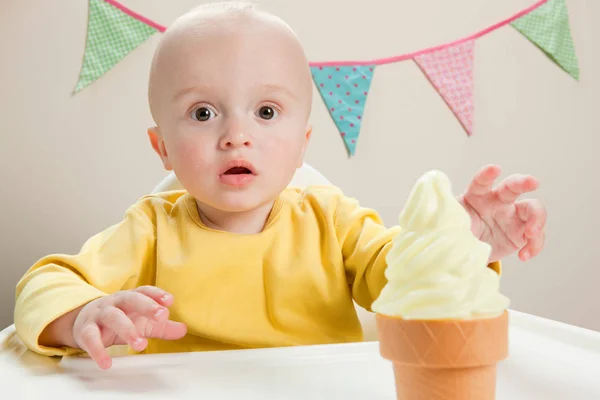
[14,186,500,357]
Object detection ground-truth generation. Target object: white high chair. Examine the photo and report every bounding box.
[152,162,379,341]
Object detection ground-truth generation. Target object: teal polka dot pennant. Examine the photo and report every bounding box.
[311,65,375,156]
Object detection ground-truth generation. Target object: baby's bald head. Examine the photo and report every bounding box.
[145,2,315,214]
[147,2,313,126]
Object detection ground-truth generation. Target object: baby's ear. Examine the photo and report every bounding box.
[296,124,312,168]
[297,124,312,168]
[147,127,172,170]
[305,124,312,142]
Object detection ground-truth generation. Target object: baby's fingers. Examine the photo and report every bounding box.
[519,231,546,261]
[134,311,187,341]
[134,286,175,307]
[112,291,168,322]
[160,320,187,340]
[98,307,148,352]
[516,199,547,239]
[77,323,112,370]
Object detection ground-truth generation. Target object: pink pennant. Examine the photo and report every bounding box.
[414,40,475,136]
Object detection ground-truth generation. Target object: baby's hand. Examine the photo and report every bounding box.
[459,165,546,262]
[68,286,187,369]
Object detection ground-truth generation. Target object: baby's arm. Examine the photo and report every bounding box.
[333,195,400,311]
[14,203,165,358]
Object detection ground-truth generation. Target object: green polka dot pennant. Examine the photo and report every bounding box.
[74,0,160,93]
[511,0,579,80]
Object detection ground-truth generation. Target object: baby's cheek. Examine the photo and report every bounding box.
[172,139,209,173]
[267,132,302,156]
[279,137,306,165]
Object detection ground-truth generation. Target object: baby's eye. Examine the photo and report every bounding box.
[191,107,215,122]
[257,106,278,120]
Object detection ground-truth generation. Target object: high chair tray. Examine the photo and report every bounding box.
[54,310,600,399]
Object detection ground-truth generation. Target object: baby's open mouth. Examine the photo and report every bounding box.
[224,167,253,175]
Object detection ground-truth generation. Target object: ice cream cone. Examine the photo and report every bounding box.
[376,310,509,400]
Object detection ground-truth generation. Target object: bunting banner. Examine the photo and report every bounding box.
[74,0,165,93]
[74,0,580,157]
[413,41,476,136]
[510,0,579,80]
[310,66,375,156]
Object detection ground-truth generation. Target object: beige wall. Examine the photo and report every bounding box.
[1,0,598,331]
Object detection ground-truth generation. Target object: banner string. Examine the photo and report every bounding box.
[309,0,548,66]
[103,0,548,67]
[103,0,167,32]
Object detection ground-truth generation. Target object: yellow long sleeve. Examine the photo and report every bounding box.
[14,204,156,356]
[333,195,401,311]
[14,186,501,358]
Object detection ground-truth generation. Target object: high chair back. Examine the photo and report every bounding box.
[151,162,378,341]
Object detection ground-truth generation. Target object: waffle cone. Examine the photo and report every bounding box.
[376,310,508,400]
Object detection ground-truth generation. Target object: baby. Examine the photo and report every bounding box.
[14,2,546,370]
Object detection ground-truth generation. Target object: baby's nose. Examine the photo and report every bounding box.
[220,131,251,149]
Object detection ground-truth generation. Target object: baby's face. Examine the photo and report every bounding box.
[149,13,313,213]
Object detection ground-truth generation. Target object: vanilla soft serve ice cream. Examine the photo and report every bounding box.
[371,170,509,320]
